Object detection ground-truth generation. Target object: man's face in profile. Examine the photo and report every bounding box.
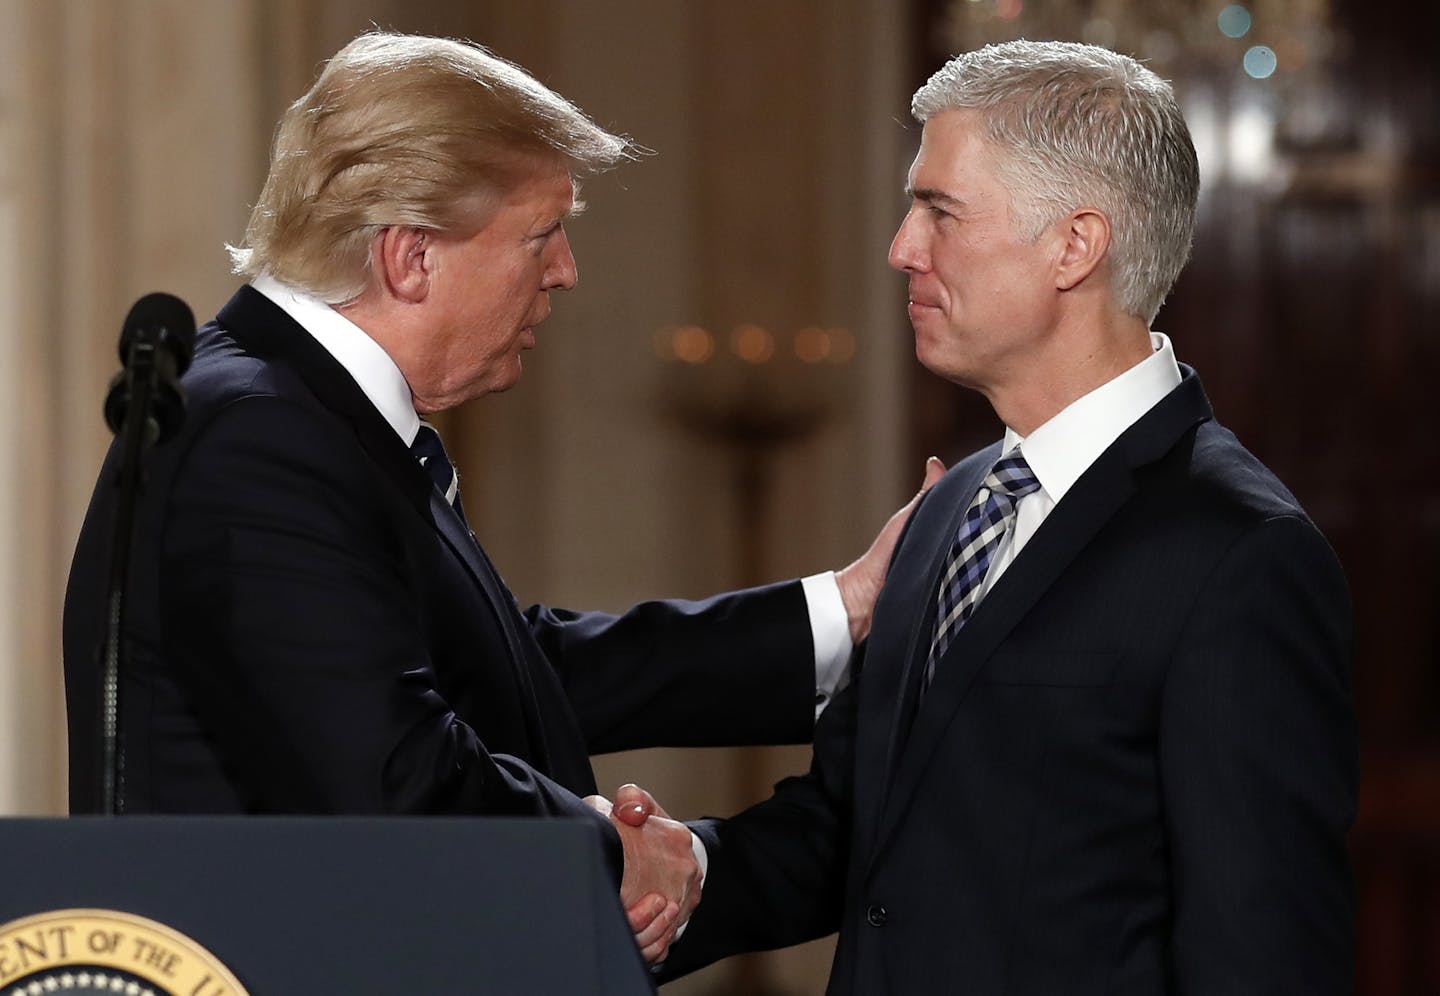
[409,163,580,410]
[888,109,1062,395]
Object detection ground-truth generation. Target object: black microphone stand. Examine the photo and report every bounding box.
[100,341,157,814]
[98,293,194,815]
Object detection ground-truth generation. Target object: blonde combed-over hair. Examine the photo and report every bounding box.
[228,32,631,303]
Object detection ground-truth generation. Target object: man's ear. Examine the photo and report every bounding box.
[370,226,432,304]
[1054,208,1110,292]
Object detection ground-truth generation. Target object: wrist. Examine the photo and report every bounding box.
[834,562,873,644]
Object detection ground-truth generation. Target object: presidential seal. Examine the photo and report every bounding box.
[0,910,248,996]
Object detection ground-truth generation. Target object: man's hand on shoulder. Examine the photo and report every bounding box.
[835,457,946,643]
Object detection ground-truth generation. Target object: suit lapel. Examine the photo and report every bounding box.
[868,371,1213,860]
[217,286,434,517]
[849,444,999,865]
[427,491,557,774]
[216,287,555,768]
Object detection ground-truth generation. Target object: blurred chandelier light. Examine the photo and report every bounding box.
[940,0,1337,79]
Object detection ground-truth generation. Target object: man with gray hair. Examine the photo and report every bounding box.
[650,39,1356,993]
[62,31,935,967]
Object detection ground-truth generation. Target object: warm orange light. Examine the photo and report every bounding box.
[730,324,775,364]
[671,325,715,364]
[794,326,832,364]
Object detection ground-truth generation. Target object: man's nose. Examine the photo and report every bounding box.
[888,212,926,273]
[546,229,578,291]
[881,208,927,272]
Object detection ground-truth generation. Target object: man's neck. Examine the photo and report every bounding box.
[252,275,422,444]
[986,315,1153,436]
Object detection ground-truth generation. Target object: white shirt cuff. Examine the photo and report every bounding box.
[802,571,854,721]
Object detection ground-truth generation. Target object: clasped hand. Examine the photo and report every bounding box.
[585,784,699,965]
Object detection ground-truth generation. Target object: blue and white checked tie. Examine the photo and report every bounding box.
[922,450,1041,692]
[411,421,463,513]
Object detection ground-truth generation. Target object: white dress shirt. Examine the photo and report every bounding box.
[977,333,1183,598]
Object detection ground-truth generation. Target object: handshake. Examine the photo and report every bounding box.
[586,784,700,965]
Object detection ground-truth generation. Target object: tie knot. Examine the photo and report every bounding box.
[983,451,1040,500]
[411,421,458,505]
[410,421,447,463]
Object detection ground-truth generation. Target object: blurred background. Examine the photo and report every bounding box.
[0,1,1433,993]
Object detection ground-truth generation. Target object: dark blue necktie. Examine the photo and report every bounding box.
[411,421,466,520]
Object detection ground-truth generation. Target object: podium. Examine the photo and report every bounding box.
[0,817,653,994]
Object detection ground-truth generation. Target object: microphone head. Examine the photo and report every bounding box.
[106,292,197,442]
[118,292,196,372]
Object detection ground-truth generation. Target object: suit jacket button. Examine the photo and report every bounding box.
[865,904,888,927]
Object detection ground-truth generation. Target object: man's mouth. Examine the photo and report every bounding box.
[520,307,550,348]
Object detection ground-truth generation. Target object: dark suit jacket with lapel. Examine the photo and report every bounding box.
[665,369,1357,995]
[64,286,815,865]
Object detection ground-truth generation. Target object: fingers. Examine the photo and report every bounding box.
[836,457,948,644]
[629,895,680,964]
[626,892,668,933]
[921,455,946,491]
[583,794,613,817]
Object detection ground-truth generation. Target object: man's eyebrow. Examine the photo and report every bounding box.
[532,201,584,234]
[906,186,965,210]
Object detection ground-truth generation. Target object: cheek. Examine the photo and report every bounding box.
[930,241,973,290]
[498,267,540,311]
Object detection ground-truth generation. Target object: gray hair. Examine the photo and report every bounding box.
[913,40,1198,324]
[229,32,632,303]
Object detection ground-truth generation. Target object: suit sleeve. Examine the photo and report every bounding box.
[1160,515,1357,993]
[524,583,817,755]
[658,646,861,978]
[158,394,618,850]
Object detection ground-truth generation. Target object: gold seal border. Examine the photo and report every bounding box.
[0,908,249,995]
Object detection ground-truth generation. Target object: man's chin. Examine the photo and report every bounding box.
[486,357,524,395]
[914,334,946,370]
[914,338,969,385]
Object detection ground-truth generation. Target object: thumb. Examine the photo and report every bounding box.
[613,783,663,826]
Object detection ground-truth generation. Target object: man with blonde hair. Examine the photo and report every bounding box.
[63,32,934,967]
[650,39,1356,993]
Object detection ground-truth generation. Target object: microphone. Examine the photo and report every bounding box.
[103,292,196,446]
[96,292,196,813]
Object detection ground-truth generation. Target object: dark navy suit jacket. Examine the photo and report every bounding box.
[666,370,1357,995]
[64,286,815,875]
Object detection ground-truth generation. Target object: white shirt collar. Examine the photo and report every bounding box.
[250,275,421,446]
[1003,332,1182,503]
